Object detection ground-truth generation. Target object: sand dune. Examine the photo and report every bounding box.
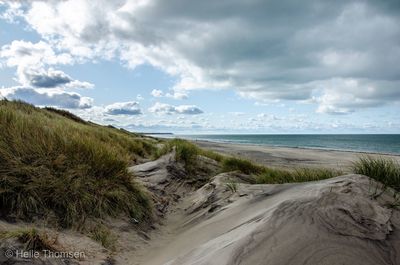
[128,154,400,265]
[1,151,398,265]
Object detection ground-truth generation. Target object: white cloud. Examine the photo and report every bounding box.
[105,101,142,115]
[1,40,72,69]
[0,40,93,89]
[148,102,203,115]
[24,68,93,89]
[230,112,245,116]
[166,91,188,100]
[0,2,23,24]
[151,89,163,97]
[257,113,279,120]
[0,86,93,109]
[174,105,203,115]
[151,89,188,100]
[314,78,400,114]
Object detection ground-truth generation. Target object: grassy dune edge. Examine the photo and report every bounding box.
[0,100,154,229]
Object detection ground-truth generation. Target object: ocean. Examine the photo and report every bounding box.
[177,134,400,155]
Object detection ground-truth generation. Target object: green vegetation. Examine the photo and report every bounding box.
[155,138,223,172]
[157,138,342,184]
[255,167,342,184]
[218,154,341,184]
[225,180,238,193]
[0,100,153,228]
[353,156,400,201]
[0,228,56,251]
[87,224,117,250]
[221,157,264,175]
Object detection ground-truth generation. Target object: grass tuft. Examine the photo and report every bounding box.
[256,167,342,184]
[221,157,264,175]
[87,224,117,251]
[352,156,400,191]
[352,156,400,202]
[225,180,238,193]
[0,228,57,251]
[155,139,223,172]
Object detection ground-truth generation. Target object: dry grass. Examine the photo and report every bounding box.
[0,228,57,251]
[87,224,117,251]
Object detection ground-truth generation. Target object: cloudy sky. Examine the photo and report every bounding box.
[0,0,399,133]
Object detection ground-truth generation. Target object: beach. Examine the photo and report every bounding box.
[194,140,400,171]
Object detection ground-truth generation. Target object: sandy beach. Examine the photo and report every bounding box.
[193,140,400,171]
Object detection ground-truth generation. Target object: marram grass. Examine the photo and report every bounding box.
[0,100,153,228]
[352,156,400,195]
[158,138,342,184]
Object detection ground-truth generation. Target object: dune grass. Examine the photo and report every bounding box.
[217,152,341,183]
[352,156,400,199]
[0,228,57,251]
[157,138,342,184]
[0,100,154,228]
[221,157,265,175]
[163,139,400,192]
[155,138,223,172]
[87,224,117,250]
[225,180,238,193]
[255,167,342,184]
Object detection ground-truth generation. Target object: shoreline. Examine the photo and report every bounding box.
[191,139,400,171]
[188,138,400,157]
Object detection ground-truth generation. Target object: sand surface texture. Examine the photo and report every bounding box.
[126,153,400,265]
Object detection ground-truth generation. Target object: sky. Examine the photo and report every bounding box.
[0,0,399,134]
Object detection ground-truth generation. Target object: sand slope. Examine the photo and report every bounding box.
[131,155,400,265]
